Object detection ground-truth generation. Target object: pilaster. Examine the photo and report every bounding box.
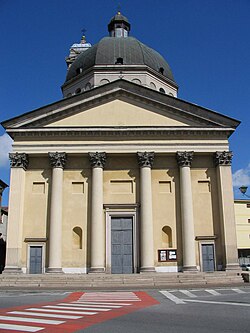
[4,153,29,273]
[214,151,239,270]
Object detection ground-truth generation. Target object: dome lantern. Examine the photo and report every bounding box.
[108,11,131,38]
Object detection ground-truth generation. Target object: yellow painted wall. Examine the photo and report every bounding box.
[235,201,250,249]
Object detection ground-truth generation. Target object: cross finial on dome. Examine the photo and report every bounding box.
[117,2,121,14]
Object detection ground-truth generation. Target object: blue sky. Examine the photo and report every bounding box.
[0,0,250,205]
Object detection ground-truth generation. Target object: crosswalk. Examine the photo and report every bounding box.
[160,287,248,304]
[0,291,142,332]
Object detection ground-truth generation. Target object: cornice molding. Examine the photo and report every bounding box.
[7,127,234,139]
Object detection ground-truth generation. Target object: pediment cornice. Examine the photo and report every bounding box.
[2,79,240,130]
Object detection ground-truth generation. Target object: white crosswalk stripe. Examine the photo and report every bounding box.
[9,311,83,319]
[232,288,245,294]
[205,289,221,296]
[0,315,64,325]
[59,302,122,308]
[0,323,43,332]
[26,307,97,315]
[179,290,197,298]
[72,301,131,306]
[44,305,111,311]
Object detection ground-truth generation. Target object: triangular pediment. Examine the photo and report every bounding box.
[44,99,203,127]
[2,80,240,134]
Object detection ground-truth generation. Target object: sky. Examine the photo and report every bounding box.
[0,0,250,205]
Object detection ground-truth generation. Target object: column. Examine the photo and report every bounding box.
[4,152,29,273]
[137,151,155,272]
[89,152,106,273]
[176,151,197,271]
[214,151,239,270]
[47,152,67,273]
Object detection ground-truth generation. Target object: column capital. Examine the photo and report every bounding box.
[48,152,67,169]
[137,151,155,168]
[89,152,106,168]
[9,152,29,170]
[214,151,233,166]
[176,151,194,167]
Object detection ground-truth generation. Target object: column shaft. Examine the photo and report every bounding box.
[47,167,63,272]
[179,166,197,271]
[90,167,105,272]
[140,166,155,271]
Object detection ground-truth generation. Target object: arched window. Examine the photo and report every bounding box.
[100,79,110,86]
[150,82,156,90]
[72,227,82,249]
[162,226,172,248]
[132,78,141,85]
[75,88,81,94]
[159,87,165,94]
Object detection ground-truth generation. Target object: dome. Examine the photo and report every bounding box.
[65,36,175,83]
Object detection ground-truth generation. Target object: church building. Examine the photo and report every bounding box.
[1,12,240,274]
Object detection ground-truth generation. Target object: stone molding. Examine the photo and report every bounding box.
[214,151,233,166]
[9,152,29,170]
[137,151,155,168]
[176,151,194,167]
[48,152,67,169]
[89,152,107,168]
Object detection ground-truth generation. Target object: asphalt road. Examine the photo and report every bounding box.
[0,287,249,332]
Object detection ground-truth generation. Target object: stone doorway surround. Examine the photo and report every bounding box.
[104,204,139,274]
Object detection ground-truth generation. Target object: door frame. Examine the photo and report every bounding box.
[199,241,216,272]
[105,206,139,274]
[27,242,46,274]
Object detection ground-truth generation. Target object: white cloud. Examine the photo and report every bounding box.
[232,163,250,187]
[0,134,13,167]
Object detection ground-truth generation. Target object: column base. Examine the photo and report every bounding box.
[140,267,155,273]
[2,267,23,274]
[225,263,240,271]
[88,267,105,273]
[46,268,63,273]
[182,266,198,272]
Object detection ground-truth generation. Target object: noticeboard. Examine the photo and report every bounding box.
[158,249,177,262]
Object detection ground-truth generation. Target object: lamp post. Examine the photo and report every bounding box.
[239,186,250,198]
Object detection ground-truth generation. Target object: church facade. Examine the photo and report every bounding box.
[2,13,240,274]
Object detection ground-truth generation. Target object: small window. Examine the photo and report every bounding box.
[85,82,91,91]
[247,204,250,208]
[159,88,165,94]
[115,57,123,65]
[75,88,81,94]
[159,67,164,74]
[248,219,250,223]
[76,68,82,75]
